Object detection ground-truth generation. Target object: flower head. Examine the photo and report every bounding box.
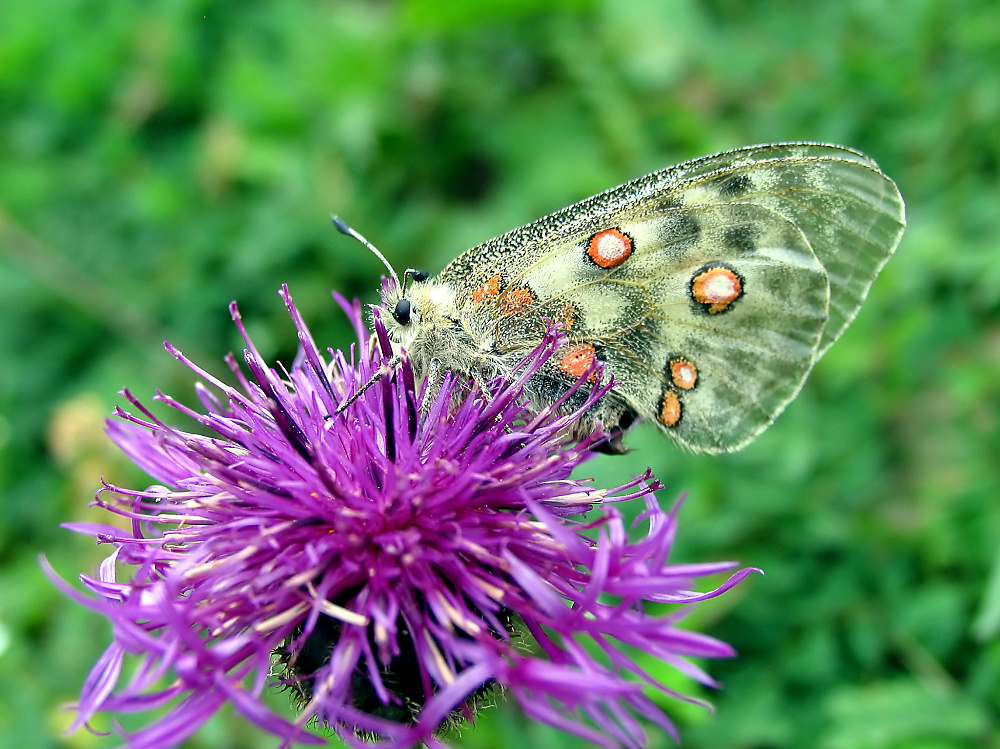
[49,286,755,749]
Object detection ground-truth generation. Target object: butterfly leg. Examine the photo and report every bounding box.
[333,354,401,416]
[419,358,443,423]
[471,369,494,405]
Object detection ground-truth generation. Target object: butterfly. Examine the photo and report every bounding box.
[337,142,905,453]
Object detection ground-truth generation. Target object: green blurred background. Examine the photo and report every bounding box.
[2,0,998,747]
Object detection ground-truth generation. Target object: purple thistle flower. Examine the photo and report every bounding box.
[47,285,756,749]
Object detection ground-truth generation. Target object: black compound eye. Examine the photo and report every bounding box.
[411,269,429,282]
[393,299,412,325]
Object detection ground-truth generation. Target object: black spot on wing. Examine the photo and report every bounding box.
[657,211,701,245]
[723,225,760,254]
[716,173,753,198]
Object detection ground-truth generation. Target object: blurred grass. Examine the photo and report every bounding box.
[1,0,999,747]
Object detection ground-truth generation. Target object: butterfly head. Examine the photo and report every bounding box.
[380,269,464,356]
[381,268,428,345]
[332,215,470,368]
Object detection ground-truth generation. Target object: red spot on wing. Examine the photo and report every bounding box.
[587,228,633,269]
[499,286,536,317]
[691,265,743,314]
[471,274,502,305]
[659,390,682,427]
[554,343,598,380]
[551,302,578,331]
[669,358,698,390]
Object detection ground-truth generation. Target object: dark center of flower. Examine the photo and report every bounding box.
[277,598,517,737]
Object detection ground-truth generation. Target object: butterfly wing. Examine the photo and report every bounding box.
[439,143,905,452]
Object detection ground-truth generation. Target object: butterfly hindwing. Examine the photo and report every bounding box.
[613,203,831,451]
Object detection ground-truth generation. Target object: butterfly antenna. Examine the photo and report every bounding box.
[331,215,400,289]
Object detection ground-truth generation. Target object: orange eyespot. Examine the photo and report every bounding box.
[586,228,633,269]
[471,274,502,305]
[554,343,598,380]
[669,358,698,390]
[498,286,536,317]
[659,390,682,427]
[690,265,743,314]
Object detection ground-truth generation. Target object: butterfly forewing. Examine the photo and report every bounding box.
[433,143,904,452]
